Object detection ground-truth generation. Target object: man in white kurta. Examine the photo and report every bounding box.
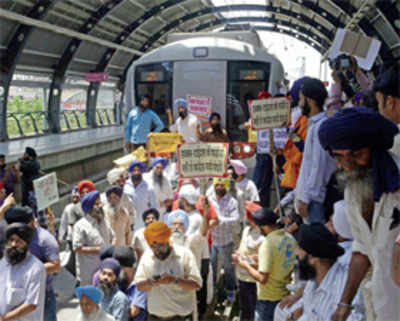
[167,98,200,143]
[124,161,159,231]
[318,107,400,321]
[73,191,114,285]
[135,222,202,320]
[144,158,173,215]
[101,167,136,226]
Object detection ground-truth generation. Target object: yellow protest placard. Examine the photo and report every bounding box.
[113,146,148,169]
[248,129,257,143]
[148,133,184,153]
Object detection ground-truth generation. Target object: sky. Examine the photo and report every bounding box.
[209,0,333,85]
[258,31,332,83]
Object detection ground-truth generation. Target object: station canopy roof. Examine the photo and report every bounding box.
[0,0,399,82]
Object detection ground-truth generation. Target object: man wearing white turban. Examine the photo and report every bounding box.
[177,185,211,320]
[101,168,136,227]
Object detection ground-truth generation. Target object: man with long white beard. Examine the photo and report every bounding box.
[167,210,208,321]
[73,191,114,285]
[0,223,46,321]
[76,285,115,321]
[97,258,130,321]
[318,107,400,321]
[104,186,132,246]
[144,158,173,214]
[102,167,136,227]
[167,210,206,265]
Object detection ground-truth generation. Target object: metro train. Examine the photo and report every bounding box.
[124,29,285,142]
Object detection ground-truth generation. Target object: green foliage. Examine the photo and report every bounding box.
[6,97,115,138]
[8,96,43,113]
[7,97,46,138]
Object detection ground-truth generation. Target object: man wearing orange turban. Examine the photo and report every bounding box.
[135,221,202,320]
[144,221,171,249]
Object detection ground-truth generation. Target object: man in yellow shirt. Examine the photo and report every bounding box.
[233,208,297,321]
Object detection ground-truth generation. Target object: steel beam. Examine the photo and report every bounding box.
[47,0,124,133]
[0,0,56,141]
[122,3,340,77]
[94,1,337,108]
[139,5,339,50]
[192,17,325,50]
[87,0,191,114]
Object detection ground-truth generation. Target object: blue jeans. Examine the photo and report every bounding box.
[210,242,236,292]
[44,289,57,321]
[254,300,280,321]
[307,201,325,224]
[253,153,273,207]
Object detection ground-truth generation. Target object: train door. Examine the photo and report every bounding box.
[134,62,173,128]
[227,61,271,141]
[173,61,227,128]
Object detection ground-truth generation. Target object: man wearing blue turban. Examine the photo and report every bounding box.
[199,112,230,143]
[124,161,158,232]
[318,107,400,321]
[167,210,207,281]
[76,285,116,321]
[167,98,201,143]
[144,157,173,215]
[73,191,114,286]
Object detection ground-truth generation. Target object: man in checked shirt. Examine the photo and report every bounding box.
[208,177,240,303]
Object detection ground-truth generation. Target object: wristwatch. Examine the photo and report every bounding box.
[338,302,354,310]
[174,276,180,284]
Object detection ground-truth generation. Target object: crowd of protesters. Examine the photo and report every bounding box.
[0,57,399,321]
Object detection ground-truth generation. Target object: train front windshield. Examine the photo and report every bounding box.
[227,61,271,141]
[135,62,173,128]
[134,60,271,141]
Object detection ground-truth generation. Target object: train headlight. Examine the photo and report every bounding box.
[193,47,208,58]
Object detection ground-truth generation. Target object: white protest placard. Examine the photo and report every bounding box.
[257,129,289,154]
[33,172,59,211]
[329,28,381,70]
[250,97,291,130]
[177,143,228,178]
[187,95,212,119]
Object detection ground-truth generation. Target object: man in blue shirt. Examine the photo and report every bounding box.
[98,258,130,321]
[5,206,61,321]
[125,95,164,152]
[113,246,147,321]
[295,78,336,223]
